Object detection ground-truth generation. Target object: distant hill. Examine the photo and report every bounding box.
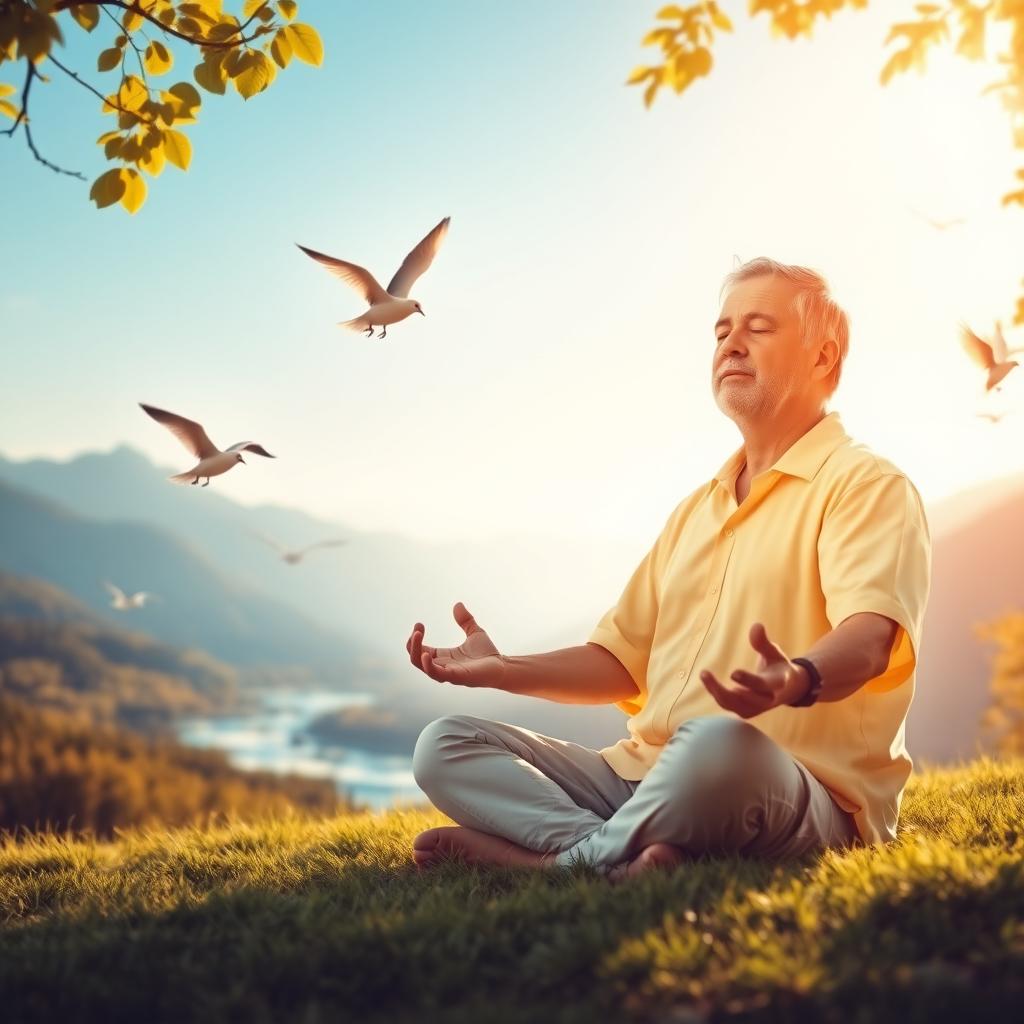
[0,479,365,670]
[0,569,240,731]
[909,484,1024,763]
[0,570,107,626]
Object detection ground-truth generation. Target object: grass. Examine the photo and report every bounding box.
[1,758,1022,1023]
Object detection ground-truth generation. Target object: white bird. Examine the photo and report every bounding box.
[139,403,275,486]
[297,216,450,339]
[959,321,1020,392]
[104,581,155,610]
[252,531,349,565]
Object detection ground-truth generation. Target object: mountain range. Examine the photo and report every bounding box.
[0,446,1021,761]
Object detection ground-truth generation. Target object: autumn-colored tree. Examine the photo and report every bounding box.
[629,1,1024,325]
[978,611,1024,756]
[0,0,323,213]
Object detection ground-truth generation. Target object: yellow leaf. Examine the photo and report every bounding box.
[96,129,120,144]
[270,27,292,68]
[139,141,166,176]
[243,0,265,15]
[104,135,124,158]
[656,5,686,18]
[707,3,733,32]
[0,98,18,121]
[118,111,140,128]
[118,74,147,110]
[97,48,121,72]
[120,168,147,214]
[163,128,192,170]
[144,40,173,75]
[282,22,322,65]
[70,4,100,32]
[194,60,226,94]
[234,50,274,98]
[168,81,202,115]
[626,64,651,85]
[277,0,298,19]
[90,167,125,209]
[122,8,144,32]
[0,82,15,98]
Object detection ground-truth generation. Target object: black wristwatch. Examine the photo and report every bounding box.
[789,656,822,707]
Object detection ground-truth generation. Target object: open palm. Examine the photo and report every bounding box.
[406,602,506,688]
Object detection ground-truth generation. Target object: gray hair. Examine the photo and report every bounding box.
[720,257,850,395]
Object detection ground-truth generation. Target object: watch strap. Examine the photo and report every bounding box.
[789,656,822,707]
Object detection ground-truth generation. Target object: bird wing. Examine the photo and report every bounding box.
[250,530,287,554]
[296,245,390,305]
[104,581,126,602]
[992,322,1010,363]
[386,216,450,298]
[959,324,995,370]
[140,403,219,459]
[299,538,348,555]
[226,442,275,458]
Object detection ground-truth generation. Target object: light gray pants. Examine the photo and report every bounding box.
[412,713,859,874]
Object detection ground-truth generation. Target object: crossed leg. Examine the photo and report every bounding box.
[410,714,858,879]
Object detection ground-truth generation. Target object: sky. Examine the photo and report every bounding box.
[2,0,1023,546]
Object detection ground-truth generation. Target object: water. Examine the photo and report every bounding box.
[174,689,424,810]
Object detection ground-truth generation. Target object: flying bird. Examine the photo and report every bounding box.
[139,403,275,486]
[104,581,155,610]
[959,321,1020,392]
[252,531,349,565]
[297,216,450,339]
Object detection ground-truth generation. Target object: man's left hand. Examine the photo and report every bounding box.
[699,622,810,718]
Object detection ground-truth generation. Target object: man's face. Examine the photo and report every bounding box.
[711,274,813,422]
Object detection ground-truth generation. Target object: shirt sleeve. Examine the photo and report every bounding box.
[587,494,700,716]
[817,472,932,694]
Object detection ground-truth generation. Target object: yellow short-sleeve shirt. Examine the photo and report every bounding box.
[589,411,932,846]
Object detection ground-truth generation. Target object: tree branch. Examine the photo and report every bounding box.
[46,51,157,125]
[1,60,86,179]
[56,1,271,49]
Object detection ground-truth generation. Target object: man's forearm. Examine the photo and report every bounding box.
[500,643,640,705]
[798,611,900,703]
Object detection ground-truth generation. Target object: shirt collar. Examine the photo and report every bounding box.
[712,411,850,488]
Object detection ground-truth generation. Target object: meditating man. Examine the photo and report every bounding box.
[407,257,932,880]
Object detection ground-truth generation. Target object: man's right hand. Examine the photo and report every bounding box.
[406,602,507,689]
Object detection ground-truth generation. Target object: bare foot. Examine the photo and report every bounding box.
[412,826,558,871]
[606,842,685,884]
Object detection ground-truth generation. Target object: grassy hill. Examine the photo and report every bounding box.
[1,759,1022,1023]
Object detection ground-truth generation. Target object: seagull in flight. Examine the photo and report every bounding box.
[104,581,156,610]
[297,216,450,339]
[252,531,349,565]
[139,403,275,486]
[959,321,1020,392]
